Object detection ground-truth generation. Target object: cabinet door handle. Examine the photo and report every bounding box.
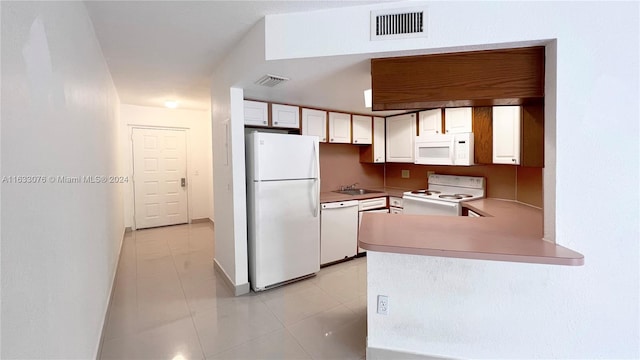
[354,140,358,143]
[322,138,326,141]
[263,121,267,124]
[330,138,334,142]
[274,121,278,125]
[512,158,516,162]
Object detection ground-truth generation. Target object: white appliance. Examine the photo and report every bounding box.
[357,197,389,254]
[321,201,359,265]
[403,174,485,216]
[415,133,474,166]
[245,132,320,291]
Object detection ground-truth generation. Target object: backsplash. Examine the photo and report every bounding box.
[320,145,542,207]
[385,163,518,200]
[516,166,543,208]
[319,143,384,192]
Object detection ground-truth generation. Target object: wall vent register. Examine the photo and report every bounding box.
[254,74,289,87]
[370,7,427,40]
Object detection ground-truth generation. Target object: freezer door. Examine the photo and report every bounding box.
[249,179,320,290]
[250,132,319,181]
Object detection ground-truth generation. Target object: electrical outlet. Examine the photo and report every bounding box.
[377,295,389,315]
[401,170,410,179]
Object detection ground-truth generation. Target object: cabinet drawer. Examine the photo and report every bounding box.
[390,207,403,214]
[389,196,403,208]
[358,197,387,211]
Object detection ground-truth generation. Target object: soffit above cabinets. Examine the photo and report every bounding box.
[371,46,545,111]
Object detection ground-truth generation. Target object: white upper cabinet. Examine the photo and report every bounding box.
[418,109,443,135]
[328,112,351,143]
[244,100,268,126]
[301,108,327,142]
[493,106,521,165]
[444,107,473,134]
[272,104,300,129]
[372,117,385,163]
[386,113,416,163]
[352,115,372,144]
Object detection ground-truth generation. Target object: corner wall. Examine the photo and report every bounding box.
[1,2,124,358]
[120,104,213,228]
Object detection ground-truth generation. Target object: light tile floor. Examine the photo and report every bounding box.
[99,223,367,360]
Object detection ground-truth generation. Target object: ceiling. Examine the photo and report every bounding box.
[85,1,395,112]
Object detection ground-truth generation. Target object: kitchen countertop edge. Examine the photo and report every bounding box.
[358,198,584,267]
[320,187,408,203]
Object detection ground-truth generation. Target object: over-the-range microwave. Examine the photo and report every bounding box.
[414,133,474,166]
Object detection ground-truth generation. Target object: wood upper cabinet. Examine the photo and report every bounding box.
[371,46,545,110]
[328,112,351,143]
[360,116,385,163]
[444,107,473,134]
[418,109,443,135]
[302,108,327,142]
[244,100,268,126]
[472,107,493,165]
[386,113,416,163]
[352,115,372,144]
[271,104,300,129]
[493,106,521,165]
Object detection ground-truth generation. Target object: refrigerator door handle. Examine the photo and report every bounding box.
[313,141,320,217]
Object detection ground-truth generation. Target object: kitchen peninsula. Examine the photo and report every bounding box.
[359,198,583,266]
[360,198,584,359]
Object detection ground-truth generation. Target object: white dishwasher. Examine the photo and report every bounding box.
[321,200,359,265]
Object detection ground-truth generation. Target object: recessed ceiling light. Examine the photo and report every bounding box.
[164,100,178,109]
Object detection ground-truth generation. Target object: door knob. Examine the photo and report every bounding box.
[181,178,186,187]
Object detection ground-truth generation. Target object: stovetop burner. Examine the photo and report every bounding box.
[455,194,473,198]
[411,190,441,196]
[439,194,463,200]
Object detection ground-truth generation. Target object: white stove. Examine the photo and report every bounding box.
[402,174,485,216]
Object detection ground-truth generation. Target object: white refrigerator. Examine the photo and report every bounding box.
[245,132,321,291]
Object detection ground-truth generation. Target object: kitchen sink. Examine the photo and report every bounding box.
[333,189,384,196]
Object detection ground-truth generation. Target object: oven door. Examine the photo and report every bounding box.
[414,134,455,165]
[402,196,461,216]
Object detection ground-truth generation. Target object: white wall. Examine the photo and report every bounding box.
[264,1,639,358]
[1,2,124,358]
[119,104,213,228]
[209,20,267,291]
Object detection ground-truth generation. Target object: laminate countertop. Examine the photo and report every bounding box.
[358,198,584,266]
[320,187,408,203]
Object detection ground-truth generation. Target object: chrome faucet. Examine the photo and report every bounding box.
[340,182,359,191]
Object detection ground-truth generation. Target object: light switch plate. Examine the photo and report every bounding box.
[401,170,410,178]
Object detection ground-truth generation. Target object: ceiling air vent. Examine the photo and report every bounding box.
[371,7,427,41]
[255,74,289,87]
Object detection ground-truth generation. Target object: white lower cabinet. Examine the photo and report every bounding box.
[320,201,358,265]
[389,196,403,214]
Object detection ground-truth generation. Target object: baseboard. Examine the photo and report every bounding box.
[213,258,250,296]
[191,218,214,226]
[95,228,128,359]
[366,346,454,360]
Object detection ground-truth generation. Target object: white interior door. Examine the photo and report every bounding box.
[132,128,188,229]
